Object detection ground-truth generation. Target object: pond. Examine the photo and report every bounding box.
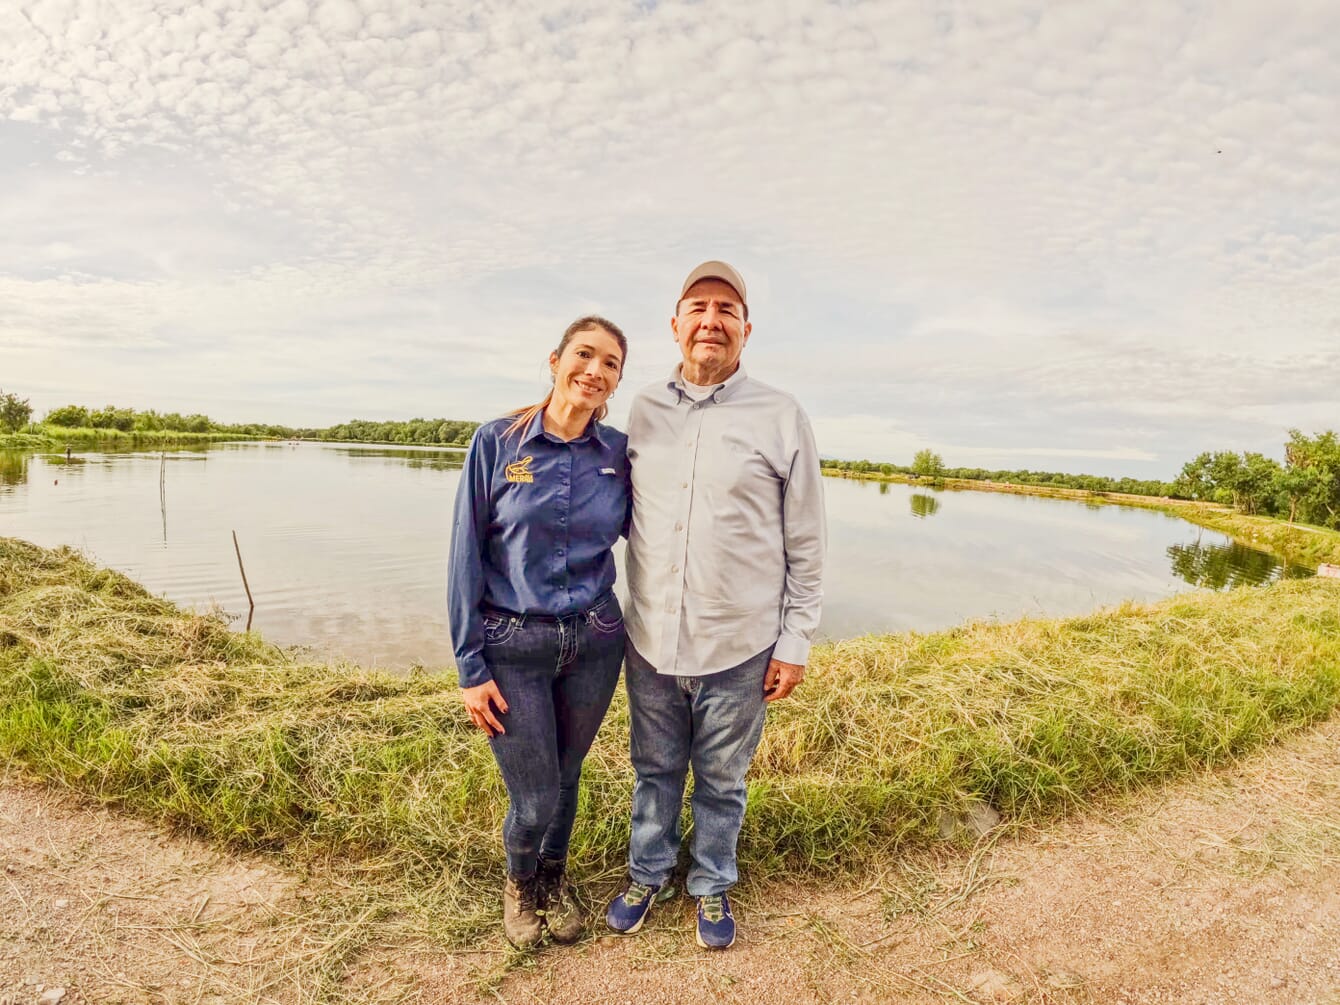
[0,443,1312,670]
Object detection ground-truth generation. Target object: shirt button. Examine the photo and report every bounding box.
[681,482,688,489]
[671,564,679,573]
[674,522,683,531]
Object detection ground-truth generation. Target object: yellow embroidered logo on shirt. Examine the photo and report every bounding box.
[505,456,535,483]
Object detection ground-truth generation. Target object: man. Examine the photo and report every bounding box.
[606,260,826,949]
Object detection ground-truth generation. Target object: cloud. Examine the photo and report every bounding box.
[0,0,1336,474]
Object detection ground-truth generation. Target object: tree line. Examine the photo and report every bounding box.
[822,429,1340,530]
[317,418,478,446]
[3,395,479,448]
[1176,430,1339,527]
[820,449,1178,498]
[11,389,1338,530]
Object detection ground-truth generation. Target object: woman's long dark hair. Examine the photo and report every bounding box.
[504,315,627,440]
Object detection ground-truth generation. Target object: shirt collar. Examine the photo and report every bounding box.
[667,362,749,404]
[518,405,607,448]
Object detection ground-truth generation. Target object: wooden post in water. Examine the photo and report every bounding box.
[159,452,167,542]
[232,530,256,628]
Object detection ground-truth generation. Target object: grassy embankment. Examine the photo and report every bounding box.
[826,469,1340,568]
[0,425,254,450]
[2,535,1339,956]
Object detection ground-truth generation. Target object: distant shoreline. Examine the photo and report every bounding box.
[822,468,1340,567]
[0,429,468,452]
[6,431,1335,566]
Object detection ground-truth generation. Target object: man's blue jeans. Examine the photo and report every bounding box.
[484,595,625,877]
[624,643,771,896]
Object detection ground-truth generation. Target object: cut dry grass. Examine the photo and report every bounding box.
[2,535,1338,960]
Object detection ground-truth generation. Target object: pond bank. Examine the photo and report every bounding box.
[823,469,1340,566]
[2,534,1338,958]
[0,427,254,450]
[8,711,1340,1003]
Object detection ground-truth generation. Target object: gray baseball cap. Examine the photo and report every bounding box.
[679,260,747,307]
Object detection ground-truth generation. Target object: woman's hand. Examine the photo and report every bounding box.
[461,680,509,737]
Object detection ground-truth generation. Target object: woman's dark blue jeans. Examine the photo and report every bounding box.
[482,593,624,878]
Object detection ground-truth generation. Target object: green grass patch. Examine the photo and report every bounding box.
[2,427,257,450]
[1,535,1338,947]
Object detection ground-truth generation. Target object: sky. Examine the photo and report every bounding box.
[3,0,1338,479]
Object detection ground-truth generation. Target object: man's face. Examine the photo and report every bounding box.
[671,278,751,379]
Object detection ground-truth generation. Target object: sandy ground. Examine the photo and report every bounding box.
[5,716,1340,1004]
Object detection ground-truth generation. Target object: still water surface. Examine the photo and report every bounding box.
[0,443,1310,669]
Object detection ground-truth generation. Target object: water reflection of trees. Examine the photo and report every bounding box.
[0,451,29,488]
[331,447,465,471]
[909,493,941,519]
[1166,539,1297,589]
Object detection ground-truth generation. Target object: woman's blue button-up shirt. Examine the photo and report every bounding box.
[448,410,630,687]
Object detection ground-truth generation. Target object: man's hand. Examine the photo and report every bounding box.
[461,679,508,736]
[763,658,805,702]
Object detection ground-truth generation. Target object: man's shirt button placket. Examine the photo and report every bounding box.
[662,403,702,673]
[557,449,573,598]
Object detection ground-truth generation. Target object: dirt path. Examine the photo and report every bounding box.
[6,717,1340,1004]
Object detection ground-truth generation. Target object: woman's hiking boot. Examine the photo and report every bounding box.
[538,857,585,944]
[503,873,544,949]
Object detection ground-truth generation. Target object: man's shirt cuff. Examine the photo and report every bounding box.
[773,634,811,667]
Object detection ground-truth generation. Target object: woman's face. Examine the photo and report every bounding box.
[550,326,623,411]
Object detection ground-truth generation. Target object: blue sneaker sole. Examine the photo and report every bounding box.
[695,927,736,949]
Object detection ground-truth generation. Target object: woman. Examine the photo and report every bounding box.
[448,315,629,948]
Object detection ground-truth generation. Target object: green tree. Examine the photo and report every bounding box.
[1284,429,1340,528]
[1233,452,1283,516]
[911,449,945,479]
[44,404,89,427]
[1175,452,1216,500]
[89,405,135,431]
[133,409,164,431]
[0,390,33,432]
[1274,465,1327,524]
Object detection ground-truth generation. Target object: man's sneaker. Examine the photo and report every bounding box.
[537,857,585,944]
[605,880,673,934]
[695,893,736,949]
[502,873,544,949]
